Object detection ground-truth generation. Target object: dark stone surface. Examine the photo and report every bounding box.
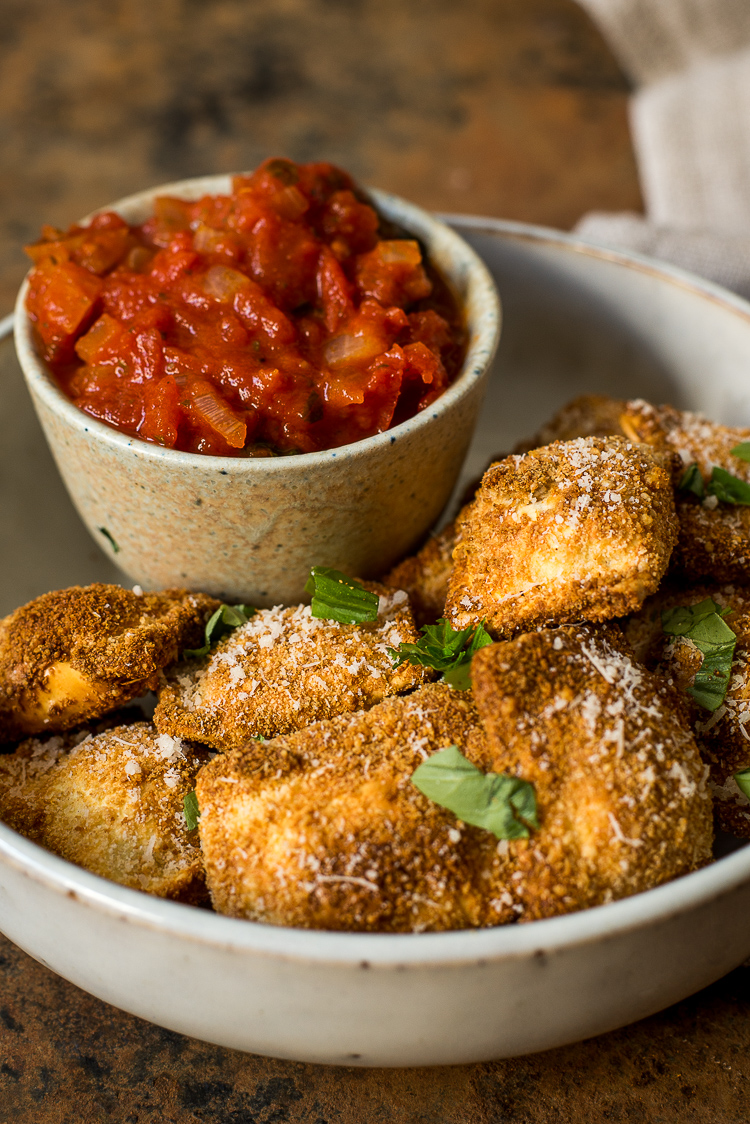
[1,932,749,1122]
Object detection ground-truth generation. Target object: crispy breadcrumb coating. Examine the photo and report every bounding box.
[471,625,713,921]
[383,522,457,627]
[154,585,430,751]
[445,437,679,638]
[620,400,750,582]
[625,582,750,838]
[0,722,208,902]
[196,684,517,932]
[0,584,220,742]
[521,394,750,584]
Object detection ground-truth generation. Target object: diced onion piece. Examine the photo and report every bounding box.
[203,265,249,302]
[190,381,247,448]
[324,332,386,369]
[193,224,225,254]
[376,240,423,266]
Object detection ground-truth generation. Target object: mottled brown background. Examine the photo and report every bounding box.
[1,0,744,1121]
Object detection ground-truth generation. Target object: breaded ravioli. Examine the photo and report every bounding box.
[520,395,750,584]
[196,684,517,932]
[0,584,220,742]
[624,583,750,838]
[445,436,679,638]
[0,722,208,901]
[384,521,458,628]
[471,626,713,921]
[155,586,430,750]
[618,400,750,582]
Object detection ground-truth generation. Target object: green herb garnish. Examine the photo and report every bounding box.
[389,618,493,690]
[98,527,121,554]
[183,602,255,660]
[678,463,750,505]
[734,769,750,799]
[731,442,750,463]
[678,463,705,500]
[662,597,737,712]
[411,745,538,840]
[183,790,201,831]
[305,566,379,624]
[705,467,750,505]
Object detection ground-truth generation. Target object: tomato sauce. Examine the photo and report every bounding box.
[24,159,466,457]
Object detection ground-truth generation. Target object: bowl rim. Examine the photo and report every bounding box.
[13,179,500,472]
[4,218,750,968]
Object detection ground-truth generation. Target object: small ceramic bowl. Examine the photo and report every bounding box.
[14,176,500,606]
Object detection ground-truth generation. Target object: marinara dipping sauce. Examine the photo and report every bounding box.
[23,159,466,457]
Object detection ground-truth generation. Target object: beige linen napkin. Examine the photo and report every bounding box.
[574,0,750,294]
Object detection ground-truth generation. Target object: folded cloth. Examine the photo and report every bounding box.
[574,0,750,294]
[574,212,750,299]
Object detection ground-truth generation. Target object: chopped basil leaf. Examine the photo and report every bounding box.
[678,463,705,499]
[183,790,201,831]
[98,527,121,554]
[706,467,750,505]
[304,566,379,624]
[662,597,736,712]
[678,462,750,505]
[734,769,750,799]
[183,602,255,660]
[731,442,750,463]
[389,617,493,690]
[411,745,538,840]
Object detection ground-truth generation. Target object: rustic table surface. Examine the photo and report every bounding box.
[0,2,746,1122]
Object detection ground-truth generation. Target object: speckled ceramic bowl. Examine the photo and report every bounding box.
[13,176,500,605]
[3,224,750,1065]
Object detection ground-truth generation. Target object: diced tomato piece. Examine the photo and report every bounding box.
[73,226,131,275]
[407,309,452,353]
[75,313,131,365]
[149,241,200,287]
[316,246,354,332]
[354,241,432,306]
[139,374,181,447]
[131,328,164,384]
[403,341,445,387]
[26,259,103,359]
[320,190,379,255]
[232,278,296,348]
[247,213,319,310]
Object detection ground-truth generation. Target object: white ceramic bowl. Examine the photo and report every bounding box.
[13,176,500,606]
[3,219,750,1066]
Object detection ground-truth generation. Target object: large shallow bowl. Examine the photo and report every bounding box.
[13,176,500,606]
[3,218,750,1066]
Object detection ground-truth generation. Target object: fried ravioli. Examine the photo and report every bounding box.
[471,626,713,921]
[196,683,517,932]
[154,586,430,750]
[0,584,219,742]
[445,437,679,638]
[624,583,750,838]
[520,395,750,584]
[0,722,208,901]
